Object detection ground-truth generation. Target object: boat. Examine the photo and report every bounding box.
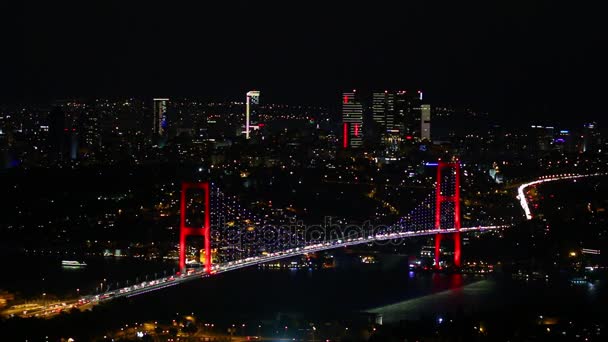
[61,260,87,268]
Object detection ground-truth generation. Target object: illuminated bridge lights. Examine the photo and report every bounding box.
[28,223,509,316]
[29,159,515,313]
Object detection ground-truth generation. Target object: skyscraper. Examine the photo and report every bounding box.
[420,104,431,141]
[342,91,363,148]
[48,106,66,163]
[153,98,169,136]
[245,91,260,139]
[372,90,427,141]
[581,122,601,153]
[48,104,79,163]
[397,90,423,138]
[373,91,396,133]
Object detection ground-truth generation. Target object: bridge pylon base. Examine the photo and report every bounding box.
[434,232,461,269]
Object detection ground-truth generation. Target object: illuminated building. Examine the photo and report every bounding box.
[555,129,575,153]
[420,104,431,141]
[372,90,428,142]
[342,91,363,148]
[529,125,555,151]
[581,122,601,153]
[153,98,169,136]
[48,104,79,162]
[372,91,395,132]
[398,90,423,138]
[83,107,101,150]
[245,91,260,139]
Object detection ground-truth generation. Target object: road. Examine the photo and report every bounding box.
[517,172,607,220]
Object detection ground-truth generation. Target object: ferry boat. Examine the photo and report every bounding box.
[61,260,87,268]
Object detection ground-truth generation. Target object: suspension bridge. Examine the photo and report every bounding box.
[16,160,514,317]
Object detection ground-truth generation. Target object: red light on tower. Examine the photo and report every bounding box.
[354,123,359,137]
[343,123,348,148]
[343,95,348,104]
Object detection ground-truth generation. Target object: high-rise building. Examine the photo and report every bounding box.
[153,98,169,136]
[83,108,100,150]
[398,90,423,138]
[372,90,426,141]
[420,104,431,141]
[373,91,395,132]
[48,105,79,163]
[529,125,555,152]
[245,91,260,139]
[555,129,575,153]
[342,91,363,148]
[581,122,601,153]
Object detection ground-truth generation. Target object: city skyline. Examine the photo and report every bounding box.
[1,2,607,340]
[1,1,607,123]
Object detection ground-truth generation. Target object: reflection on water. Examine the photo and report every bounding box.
[368,279,495,323]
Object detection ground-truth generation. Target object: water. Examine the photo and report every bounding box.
[0,256,175,299]
[1,253,606,329]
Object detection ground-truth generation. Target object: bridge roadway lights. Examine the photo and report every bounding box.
[179,182,211,275]
[434,161,462,269]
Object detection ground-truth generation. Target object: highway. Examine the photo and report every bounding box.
[517,172,608,220]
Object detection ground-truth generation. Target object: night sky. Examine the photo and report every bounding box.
[1,1,607,123]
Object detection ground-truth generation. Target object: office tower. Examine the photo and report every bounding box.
[342,91,363,148]
[397,90,423,138]
[581,122,601,153]
[420,104,431,141]
[555,129,575,153]
[48,105,79,162]
[372,90,424,141]
[529,125,555,151]
[373,91,395,132]
[48,106,66,163]
[245,91,260,139]
[153,98,169,136]
[83,109,101,150]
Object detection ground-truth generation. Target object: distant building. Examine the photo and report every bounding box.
[48,105,78,163]
[372,90,426,142]
[342,91,364,148]
[420,104,431,141]
[529,125,555,152]
[581,122,601,153]
[399,90,424,138]
[372,91,395,133]
[555,129,575,153]
[83,108,101,150]
[153,98,169,137]
[245,91,260,139]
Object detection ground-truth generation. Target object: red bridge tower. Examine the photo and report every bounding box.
[179,182,212,275]
[434,161,462,268]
